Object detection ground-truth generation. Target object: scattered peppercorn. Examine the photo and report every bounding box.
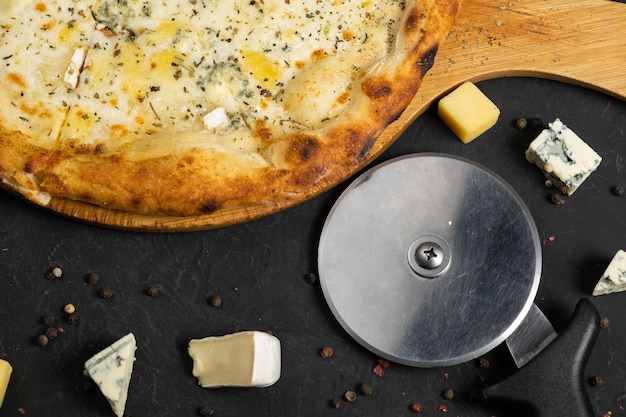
[146,286,159,297]
[98,287,113,299]
[198,406,215,416]
[359,383,374,396]
[530,118,545,131]
[209,295,222,308]
[85,272,100,285]
[63,303,76,314]
[67,313,79,325]
[45,327,58,340]
[372,363,385,377]
[550,193,566,207]
[320,346,334,358]
[600,317,610,329]
[82,379,93,391]
[590,376,604,387]
[478,358,490,368]
[46,267,63,280]
[306,272,319,285]
[513,118,527,130]
[409,403,423,413]
[442,389,455,401]
[477,375,489,387]
[36,334,49,347]
[329,398,342,409]
[344,390,357,402]
[612,185,624,196]
[42,315,55,326]
[377,358,390,369]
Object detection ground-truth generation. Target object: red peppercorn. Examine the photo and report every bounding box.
[319,346,334,358]
[409,403,423,413]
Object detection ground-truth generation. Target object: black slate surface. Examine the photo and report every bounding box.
[1,76,626,417]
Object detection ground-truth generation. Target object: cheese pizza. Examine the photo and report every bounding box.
[0,0,460,217]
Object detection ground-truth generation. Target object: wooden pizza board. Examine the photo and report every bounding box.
[11,0,626,231]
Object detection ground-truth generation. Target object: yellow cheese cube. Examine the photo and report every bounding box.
[0,359,12,408]
[437,82,500,143]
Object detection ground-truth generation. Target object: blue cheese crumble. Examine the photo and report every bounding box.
[525,119,602,195]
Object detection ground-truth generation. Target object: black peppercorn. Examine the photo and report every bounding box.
[306,272,319,285]
[146,286,159,297]
[209,295,222,308]
[45,327,58,340]
[197,406,215,416]
[550,193,566,207]
[98,287,113,299]
[530,118,545,131]
[86,272,100,285]
[513,118,527,130]
[42,315,55,326]
[359,383,374,396]
[478,358,490,368]
[67,313,79,325]
[36,334,49,347]
[612,185,624,196]
[590,376,604,386]
[600,317,610,329]
[329,398,342,409]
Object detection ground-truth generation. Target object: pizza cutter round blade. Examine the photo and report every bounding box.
[318,153,541,367]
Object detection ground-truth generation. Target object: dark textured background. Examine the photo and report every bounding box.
[1,76,626,417]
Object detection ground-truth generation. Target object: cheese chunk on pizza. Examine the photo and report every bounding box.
[0,0,460,216]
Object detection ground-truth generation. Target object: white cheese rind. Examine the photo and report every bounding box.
[84,333,136,417]
[593,250,626,296]
[188,331,281,388]
[525,119,602,195]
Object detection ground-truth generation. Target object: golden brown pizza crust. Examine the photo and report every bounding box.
[0,0,461,217]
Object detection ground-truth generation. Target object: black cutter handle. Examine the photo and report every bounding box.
[480,298,600,417]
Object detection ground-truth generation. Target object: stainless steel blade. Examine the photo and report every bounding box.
[505,303,557,368]
[318,154,542,367]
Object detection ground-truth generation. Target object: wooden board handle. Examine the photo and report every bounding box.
[378,0,626,146]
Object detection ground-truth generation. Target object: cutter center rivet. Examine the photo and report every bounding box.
[408,236,451,278]
[415,243,444,269]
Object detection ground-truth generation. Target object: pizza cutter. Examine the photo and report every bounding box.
[318,153,600,417]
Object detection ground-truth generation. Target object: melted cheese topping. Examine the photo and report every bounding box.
[1,0,405,157]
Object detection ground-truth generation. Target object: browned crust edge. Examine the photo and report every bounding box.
[0,0,461,218]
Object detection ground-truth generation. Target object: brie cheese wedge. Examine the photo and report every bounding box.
[84,333,136,417]
[188,331,281,388]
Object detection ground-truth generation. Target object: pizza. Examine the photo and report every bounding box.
[0,0,460,218]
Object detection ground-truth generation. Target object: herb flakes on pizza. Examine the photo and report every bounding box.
[0,0,460,219]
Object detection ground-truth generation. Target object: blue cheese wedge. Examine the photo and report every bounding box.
[593,250,626,296]
[525,119,602,195]
[188,331,280,388]
[84,333,136,417]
